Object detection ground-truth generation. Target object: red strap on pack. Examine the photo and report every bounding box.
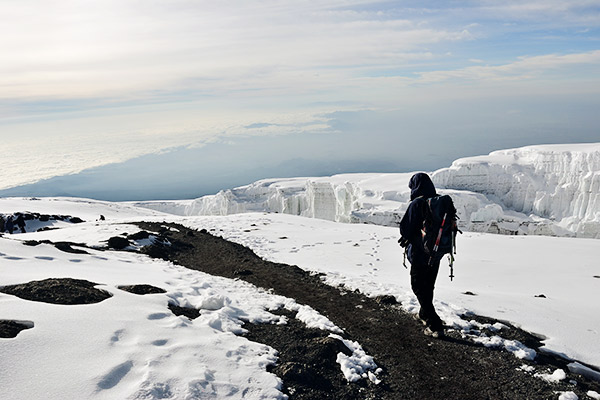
[432,213,447,253]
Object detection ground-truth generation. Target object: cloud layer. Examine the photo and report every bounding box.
[3,1,598,104]
[1,1,599,195]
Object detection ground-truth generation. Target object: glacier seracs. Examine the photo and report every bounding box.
[135,143,600,238]
[433,143,600,238]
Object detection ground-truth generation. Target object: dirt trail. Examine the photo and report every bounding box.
[138,222,600,400]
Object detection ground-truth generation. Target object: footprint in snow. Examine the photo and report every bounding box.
[110,329,125,344]
[35,256,55,261]
[147,313,171,320]
[187,371,220,396]
[132,381,173,399]
[96,360,134,390]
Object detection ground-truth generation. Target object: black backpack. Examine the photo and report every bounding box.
[398,194,460,279]
[421,195,460,279]
[422,195,457,258]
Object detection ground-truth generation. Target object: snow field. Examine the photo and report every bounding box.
[2,191,600,399]
[1,208,382,399]
[1,240,283,399]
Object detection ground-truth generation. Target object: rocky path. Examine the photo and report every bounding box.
[137,222,600,400]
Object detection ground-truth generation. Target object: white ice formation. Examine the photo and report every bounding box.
[433,143,600,238]
[136,143,600,238]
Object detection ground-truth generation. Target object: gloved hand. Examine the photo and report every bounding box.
[398,237,409,248]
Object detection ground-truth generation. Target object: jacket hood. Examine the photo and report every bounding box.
[409,172,437,200]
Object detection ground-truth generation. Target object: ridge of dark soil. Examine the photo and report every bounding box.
[0,278,112,305]
[117,284,167,295]
[134,222,600,399]
[0,320,33,338]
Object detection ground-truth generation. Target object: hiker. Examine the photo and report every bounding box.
[5,216,14,234]
[15,213,26,233]
[399,172,446,338]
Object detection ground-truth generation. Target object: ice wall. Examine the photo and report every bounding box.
[168,174,523,233]
[432,143,600,238]
[184,174,412,226]
[135,143,600,238]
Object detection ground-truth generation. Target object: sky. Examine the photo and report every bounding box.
[1,0,600,200]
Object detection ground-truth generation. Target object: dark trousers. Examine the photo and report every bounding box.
[410,260,443,330]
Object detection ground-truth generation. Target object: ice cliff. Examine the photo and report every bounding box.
[432,143,600,238]
[136,143,600,238]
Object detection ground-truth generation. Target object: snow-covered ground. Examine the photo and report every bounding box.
[1,195,599,399]
[0,198,379,400]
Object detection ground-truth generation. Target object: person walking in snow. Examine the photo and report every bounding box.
[399,172,446,338]
[15,213,26,233]
[5,216,14,234]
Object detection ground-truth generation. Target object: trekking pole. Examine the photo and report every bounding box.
[395,214,408,269]
[449,229,455,281]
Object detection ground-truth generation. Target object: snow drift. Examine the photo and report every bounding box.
[136,143,600,238]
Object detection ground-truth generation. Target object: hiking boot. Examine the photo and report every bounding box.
[424,327,445,338]
[413,313,427,326]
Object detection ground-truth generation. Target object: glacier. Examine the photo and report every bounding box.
[135,143,600,238]
[433,143,600,238]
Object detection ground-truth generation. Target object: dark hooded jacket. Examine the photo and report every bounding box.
[400,173,437,265]
[5,216,14,234]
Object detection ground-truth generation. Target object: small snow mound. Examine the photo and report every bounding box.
[518,364,536,373]
[329,334,381,384]
[471,335,536,361]
[290,303,343,334]
[587,390,600,400]
[200,295,229,310]
[558,391,579,400]
[535,368,567,383]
